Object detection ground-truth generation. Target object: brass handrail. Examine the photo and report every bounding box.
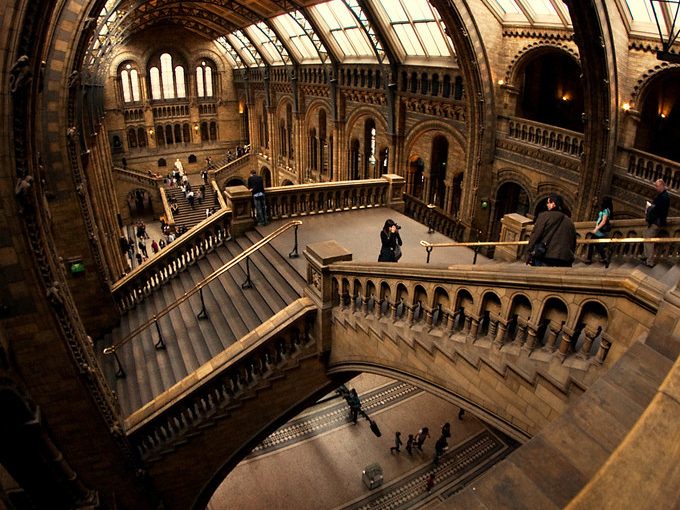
[104,220,302,355]
[420,237,680,263]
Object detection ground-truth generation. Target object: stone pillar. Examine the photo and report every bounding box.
[493,320,507,349]
[522,324,539,354]
[224,185,254,236]
[303,240,352,352]
[446,310,457,334]
[556,327,575,361]
[578,328,599,360]
[495,213,533,262]
[542,322,561,352]
[463,314,472,335]
[376,299,384,320]
[513,321,528,346]
[425,306,435,328]
[468,317,480,342]
[593,335,612,365]
[381,173,405,212]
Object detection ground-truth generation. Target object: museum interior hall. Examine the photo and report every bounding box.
[1,0,680,508]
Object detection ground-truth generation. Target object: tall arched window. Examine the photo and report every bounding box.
[120,63,141,103]
[150,67,161,100]
[196,61,215,98]
[175,66,186,98]
[160,53,175,99]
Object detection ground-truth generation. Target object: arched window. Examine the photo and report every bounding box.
[183,123,191,144]
[209,122,217,141]
[155,125,164,146]
[196,61,215,98]
[150,67,161,100]
[128,128,138,148]
[137,127,147,147]
[120,63,141,103]
[175,66,186,98]
[161,53,175,99]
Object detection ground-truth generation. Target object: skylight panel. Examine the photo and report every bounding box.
[403,0,434,22]
[227,34,257,66]
[421,22,448,56]
[530,0,558,16]
[626,0,655,22]
[382,0,409,22]
[394,24,421,54]
[271,13,322,63]
[246,25,283,65]
[495,0,523,14]
[309,1,377,61]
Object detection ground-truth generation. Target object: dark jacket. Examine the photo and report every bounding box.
[527,210,576,265]
[247,174,265,195]
[646,190,670,227]
[378,230,402,262]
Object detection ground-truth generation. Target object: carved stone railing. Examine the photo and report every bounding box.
[403,194,467,241]
[113,166,163,188]
[498,213,680,262]
[623,147,680,192]
[110,209,232,313]
[209,153,252,184]
[266,174,404,220]
[503,116,584,157]
[159,187,175,231]
[124,298,318,462]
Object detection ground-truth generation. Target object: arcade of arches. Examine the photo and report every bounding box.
[1,0,680,508]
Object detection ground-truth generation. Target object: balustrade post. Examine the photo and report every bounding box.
[522,324,539,354]
[542,323,561,352]
[376,299,383,319]
[407,304,416,325]
[487,316,499,341]
[362,295,371,315]
[224,185,255,237]
[463,314,472,335]
[496,214,533,262]
[577,328,599,360]
[352,294,361,313]
[468,317,480,342]
[446,310,457,334]
[592,335,612,365]
[513,322,528,346]
[493,320,507,349]
[556,327,575,361]
[382,174,405,212]
[425,307,435,328]
[391,301,400,322]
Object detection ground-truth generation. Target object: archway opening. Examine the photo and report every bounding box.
[634,69,680,162]
[493,182,530,238]
[517,51,584,132]
[429,135,448,208]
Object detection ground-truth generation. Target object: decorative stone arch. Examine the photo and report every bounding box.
[630,62,680,105]
[274,94,295,118]
[109,51,144,79]
[504,42,581,86]
[536,295,570,327]
[493,169,536,210]
[403,119,466,159]
[141,46,193,74]
[478,290,502,318]
[303,98,332,126]
[344,105,389,139]
[506,291,533,324]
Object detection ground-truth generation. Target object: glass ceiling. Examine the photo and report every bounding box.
[88,0,680,72]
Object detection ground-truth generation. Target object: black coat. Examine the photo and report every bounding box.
[378,230,402,262]
[527,210,576,264]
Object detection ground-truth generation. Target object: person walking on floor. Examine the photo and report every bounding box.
[406,434,414,455]
[585,196,613,267]
[151,239,159,254]
[434,436,448,466]
[138,240,148,258]
[348,389,361,425]
[416,427,430,451]
[390,432,403,454]
[441,422,451,439]
[526,194,576,267]
[643,179,670,268]
[426,473,435,493]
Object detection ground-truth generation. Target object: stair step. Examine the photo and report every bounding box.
[244,230,306,295]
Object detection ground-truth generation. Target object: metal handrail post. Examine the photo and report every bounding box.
[154,317,166,350]
[197,288,208,319]
[241,256,253,289]
[289,224,300,258]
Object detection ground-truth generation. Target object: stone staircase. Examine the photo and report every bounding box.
[165,184,220,231]
[98,229,306,416]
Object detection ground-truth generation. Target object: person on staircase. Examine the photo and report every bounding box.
[247,169,268,226]
[642,179,670,268]
[527,194,576,267]
[585,196,613,268]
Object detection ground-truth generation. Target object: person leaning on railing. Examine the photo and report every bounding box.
[527,194,576,267]
[642,179,670,268]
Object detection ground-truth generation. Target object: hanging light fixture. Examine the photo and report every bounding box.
[650,0,680,62]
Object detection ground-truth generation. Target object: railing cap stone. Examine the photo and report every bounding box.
[305,240,352,266]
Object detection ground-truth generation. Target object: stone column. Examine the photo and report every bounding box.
[522,324,539,354]
[513,321,528,346]
[493,320,507,349]
[468,317,480,342]
[376,299,384,320]
[593,335,612,365]
[381,173,405,212]
[577,328,599,360]
[303,240,352,352]
[556,327,575,361]
[542,322,561,352]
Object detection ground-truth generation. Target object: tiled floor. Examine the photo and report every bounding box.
[207,374,512,510]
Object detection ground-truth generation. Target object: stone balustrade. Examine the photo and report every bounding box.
[318,262,665,369]
[209,153,252,184]
[111,209,232,313]
[403,194,467,241]
[504,116,584,157]
[113,166,163,188]
[125,299,318,462]
[497,213,680,262]
[624,147,680,192]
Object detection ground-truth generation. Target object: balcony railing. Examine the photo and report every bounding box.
[501,116,584,158]
[403,194,467,241]
[113,166,163,188]
[624,147,680,192]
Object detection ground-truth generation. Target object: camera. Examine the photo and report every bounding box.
[395,224,401,230]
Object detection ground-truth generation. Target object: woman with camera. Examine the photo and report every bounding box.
[378,219,403,262]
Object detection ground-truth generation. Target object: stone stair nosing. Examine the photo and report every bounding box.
[212,242,280,326]
[180,260,236,357]
[244,230,307,295]
[232,234,302,304]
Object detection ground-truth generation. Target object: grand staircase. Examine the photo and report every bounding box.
[99,229,306,416]
[165,184,220,230]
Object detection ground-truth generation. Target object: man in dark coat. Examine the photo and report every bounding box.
[643,179,670,267]
[247,169,268,226]
[527,194,576,267]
